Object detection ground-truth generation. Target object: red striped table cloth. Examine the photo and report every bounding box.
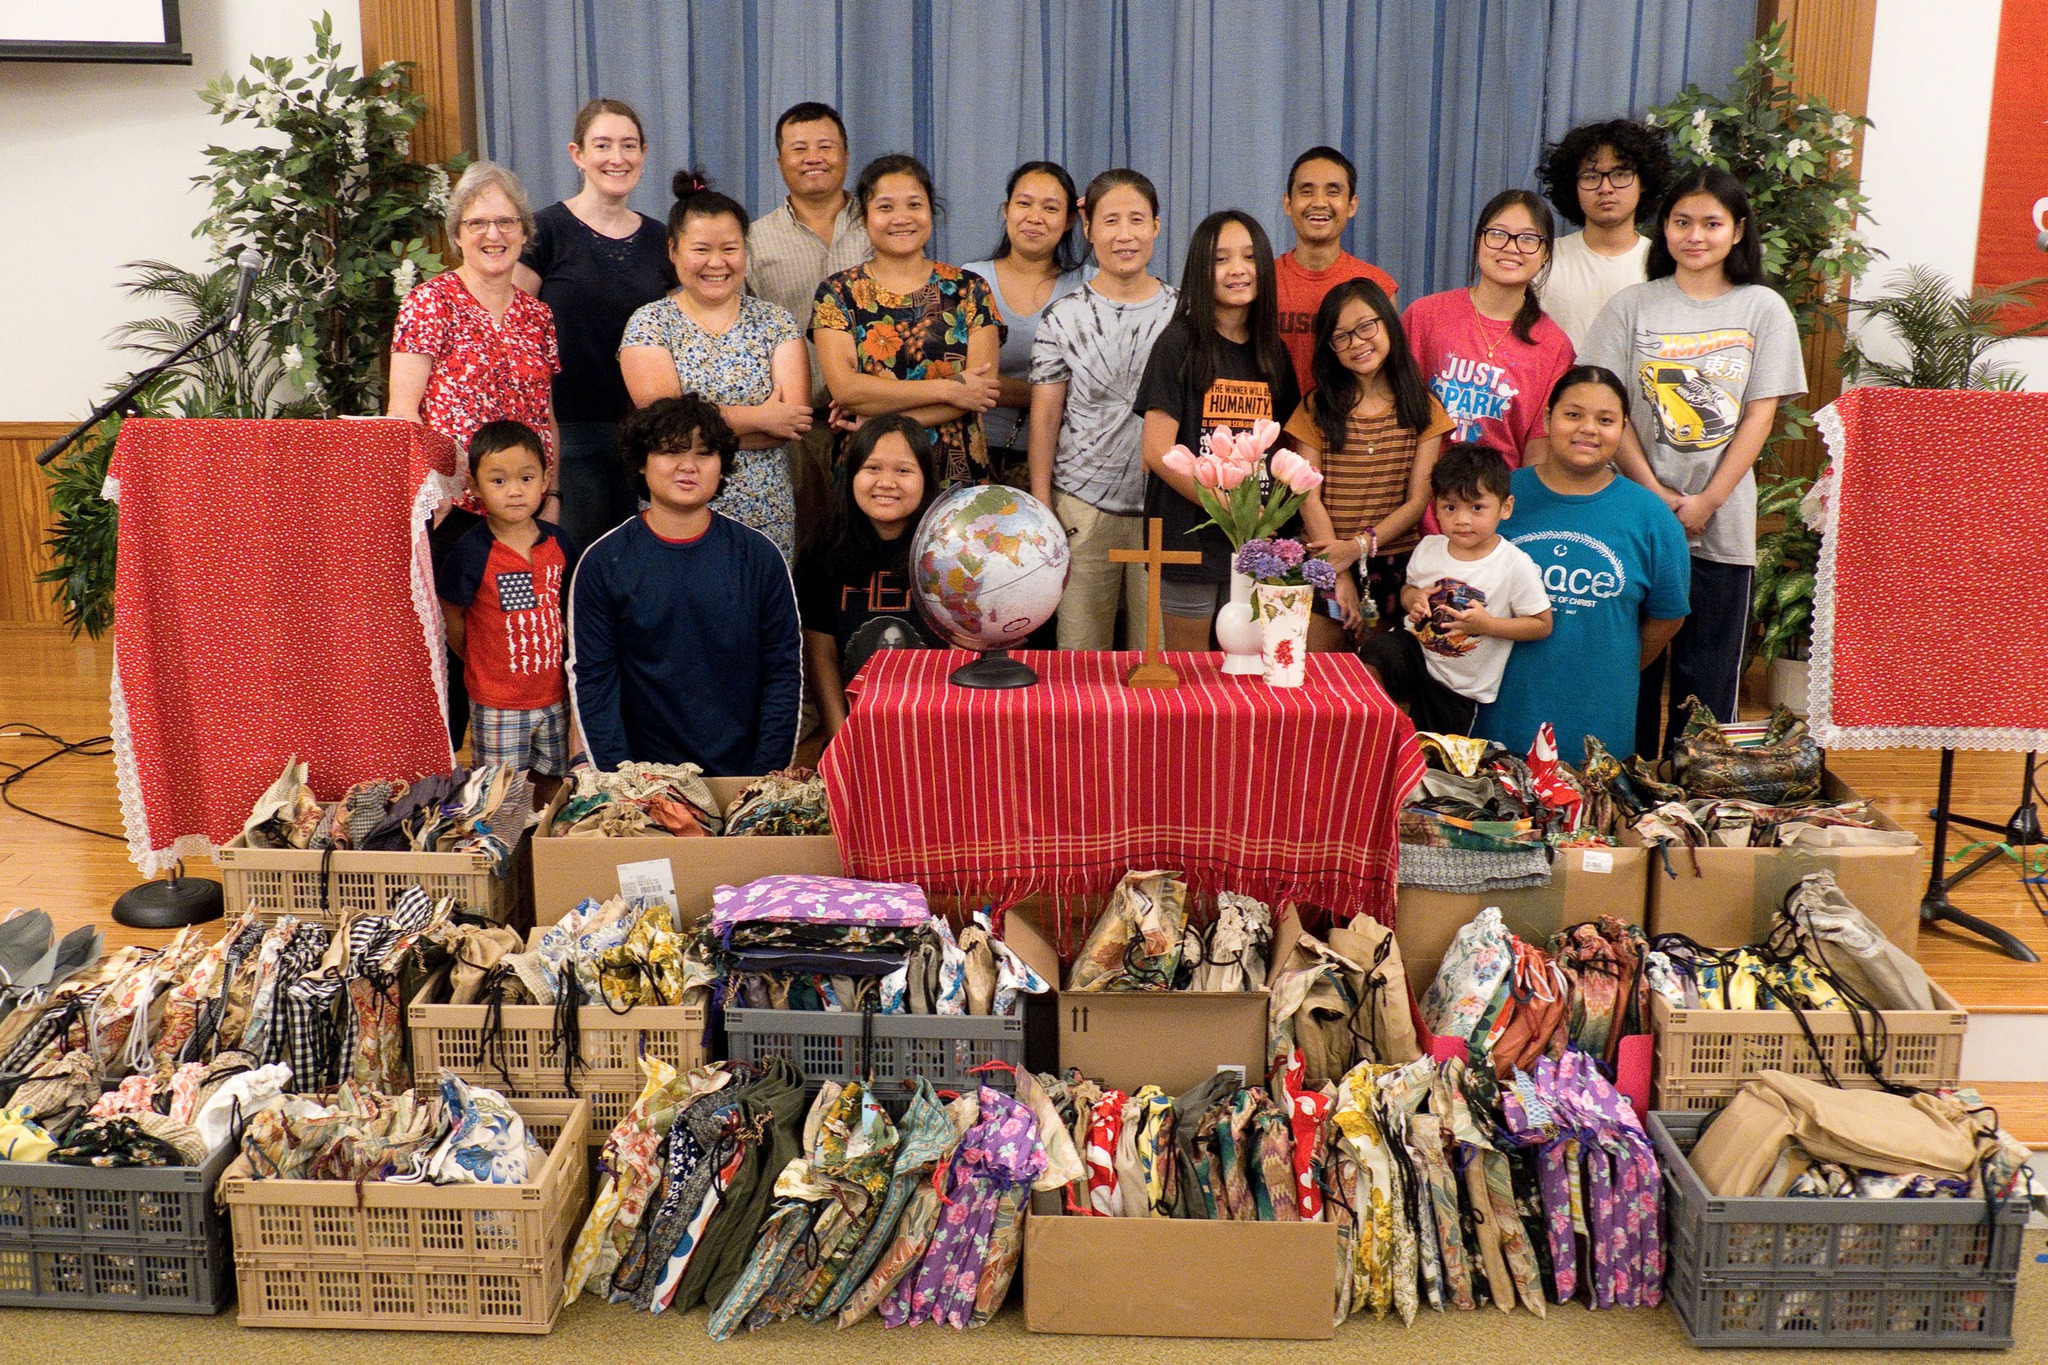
[819,649,1424,925]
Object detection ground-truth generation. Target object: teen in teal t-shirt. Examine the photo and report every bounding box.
[1477,369,1691,761]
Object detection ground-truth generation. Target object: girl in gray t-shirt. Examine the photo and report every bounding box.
[1584,167,1806,747]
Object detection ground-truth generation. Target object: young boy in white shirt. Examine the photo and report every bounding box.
[1359,444,1553,736]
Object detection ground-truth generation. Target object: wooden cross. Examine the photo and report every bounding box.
[1109,517,1202,688]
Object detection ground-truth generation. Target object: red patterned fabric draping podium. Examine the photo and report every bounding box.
[1808,388,2048,751]
[106,419,459,874]
[819,649,1424,926]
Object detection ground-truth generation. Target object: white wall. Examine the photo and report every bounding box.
[0,2,361,420]
[1857,0,2047,388]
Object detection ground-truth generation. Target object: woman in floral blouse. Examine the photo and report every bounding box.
[389,160,560,517]
[619,170,812,560]
[812,154,1004,486]
[388,160,560,747]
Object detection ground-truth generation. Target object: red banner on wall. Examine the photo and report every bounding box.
[1974,0,2048,325]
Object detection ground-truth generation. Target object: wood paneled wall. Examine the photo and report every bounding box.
[1756,0,1879,480]
[359,0,476,167]
[2,425,72,627]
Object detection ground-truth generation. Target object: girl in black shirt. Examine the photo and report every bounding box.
[795,415,942,735]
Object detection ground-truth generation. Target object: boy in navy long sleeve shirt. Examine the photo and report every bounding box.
[569,395,801,775]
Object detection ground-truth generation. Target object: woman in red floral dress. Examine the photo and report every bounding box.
[389,160,561,746]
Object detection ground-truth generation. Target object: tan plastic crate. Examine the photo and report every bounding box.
[408,960,704,1144]
[1650,983,1966,1111]
[214,836,512,926]
[222,1095,588,1333]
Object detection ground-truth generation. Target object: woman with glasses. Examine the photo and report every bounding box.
[1400,190,1575,476]
[1285,277,1452,650]
[1536,119,1675,348]
[389,160,561,745]
[512,99,675,550]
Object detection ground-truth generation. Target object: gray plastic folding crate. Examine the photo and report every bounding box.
[723,1008,1025,1112]
[0,1141,234,1313]
[1652,1110,2024,1350]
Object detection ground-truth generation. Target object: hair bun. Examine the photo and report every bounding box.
[672,168,712,200]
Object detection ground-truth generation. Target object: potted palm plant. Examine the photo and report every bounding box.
[1753,265,2048,712]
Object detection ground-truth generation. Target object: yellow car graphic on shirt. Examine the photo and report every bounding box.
[1639,361,1741,451]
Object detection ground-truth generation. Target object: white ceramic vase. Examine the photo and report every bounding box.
[1254,583,1313,687]
[1215,569,1264,675]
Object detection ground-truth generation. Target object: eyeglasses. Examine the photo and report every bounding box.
[460,216,523,236]
[1480,227,1549,253]
[1576,167,1638,190]
[1330,316,1383,350]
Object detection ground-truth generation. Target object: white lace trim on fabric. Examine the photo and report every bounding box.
[411,470,460,746]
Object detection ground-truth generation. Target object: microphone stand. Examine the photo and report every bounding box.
[35,309,233,467]
[39,313,237,930]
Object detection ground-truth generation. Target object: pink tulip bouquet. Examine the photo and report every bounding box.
[1159,419,1324,548]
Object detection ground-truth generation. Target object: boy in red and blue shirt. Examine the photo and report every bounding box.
[436,420,580,795]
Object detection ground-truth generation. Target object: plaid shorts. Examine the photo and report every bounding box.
[470,699,569,776]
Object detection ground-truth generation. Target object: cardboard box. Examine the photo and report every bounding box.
[1022,1190,1338,1339]
[1001,900,1269,1093]
[531,777,842,925]
[1055,991,1268,1095]
[1397,844,1650,994]
[1645,771,1922,952]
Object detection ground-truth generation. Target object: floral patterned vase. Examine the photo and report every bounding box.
[1253,584,1312,687]
[1214,569,1265,676]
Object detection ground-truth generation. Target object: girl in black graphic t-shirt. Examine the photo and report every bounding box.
[795,415,942,735]
[1134,210,1300,649]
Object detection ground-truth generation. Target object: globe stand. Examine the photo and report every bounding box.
[949,649,1038,689]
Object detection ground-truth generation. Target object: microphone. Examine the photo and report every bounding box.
[226,246,266,334]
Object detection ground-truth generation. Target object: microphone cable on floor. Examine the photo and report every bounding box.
[0,722,123,842]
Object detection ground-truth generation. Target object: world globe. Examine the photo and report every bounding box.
[910,484,1070,687]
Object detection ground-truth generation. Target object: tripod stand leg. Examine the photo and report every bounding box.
[1920,748,2042,962]
[1920,893,2040,962]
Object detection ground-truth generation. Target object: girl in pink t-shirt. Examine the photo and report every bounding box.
[1402,190,1576,470]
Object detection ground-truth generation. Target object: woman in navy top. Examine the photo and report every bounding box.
[515,98,675,551]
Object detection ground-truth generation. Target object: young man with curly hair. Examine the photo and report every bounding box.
[567,394,802,775]
[1535,119,1674,348]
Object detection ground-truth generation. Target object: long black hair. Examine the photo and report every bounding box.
[807,414,941,583]
[1470,189,1555,345]
[1646,167,1765,286]
[1307,278,1433,454]
[988,160,1082,274]
[1173,209,1290,406]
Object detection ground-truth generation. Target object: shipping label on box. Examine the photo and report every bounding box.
[1057,990,1268,1095]
[1397,844,1650,995]
[531,777,843,925]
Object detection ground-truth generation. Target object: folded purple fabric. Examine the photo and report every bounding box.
[711,876,931,932]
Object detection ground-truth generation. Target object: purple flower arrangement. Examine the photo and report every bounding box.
[1235,538,1337,592]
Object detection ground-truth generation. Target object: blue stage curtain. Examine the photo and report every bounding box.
[476,0,1754,296]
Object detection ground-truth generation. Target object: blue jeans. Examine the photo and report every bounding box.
[1638,555,1753,758]
[556,420,637,550]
